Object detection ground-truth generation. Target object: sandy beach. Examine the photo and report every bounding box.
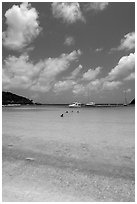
[3,132,135,201]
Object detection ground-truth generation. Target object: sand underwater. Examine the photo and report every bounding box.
[2,106,135,201]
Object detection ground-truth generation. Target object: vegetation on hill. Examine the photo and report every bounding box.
[129,98,135,105]
[2,91,34,105]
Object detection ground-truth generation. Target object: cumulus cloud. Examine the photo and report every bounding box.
[102,80,122,90]
[2,54,41,90]
[123,72,135,81]
[73,84,85,95]
[31,50,81,92]
[3,2,41,50]
[72,78,123,96]
[87,79,102,91]
[3,50,82,92]
[71,52,135,96]
[64,36,75,46]
[84,2,109,12]
[86,78,122,94]
[87,53,135,92]
[125,88,132,93]
[51,2,85,24]
[95,47,103,52]
[111,32,135,52]
[64,64,83,80]
[54,80,76,93]
[108,53,135,81]
[83,66,102,81]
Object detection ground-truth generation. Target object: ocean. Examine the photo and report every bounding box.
[2,105,135,146]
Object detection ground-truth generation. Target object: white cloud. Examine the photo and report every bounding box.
[54,80,76,93]
[39,50,81,78]
[95,48,103,52]
[123,72,135,81]
[31,50,81,92]
[87,79,102,91]
[111,32,135,52]
[73,84,85,95]
[2,54,40,90]
[84,78,122,94]
[51,2,85,24]
[108,53,135,81]
[83,66,102,81]
[3,2,41,50]
[64,36,75,46]
[70,64,83,79]
[102,80,122,90]
[126,88,132,93]
[64,64,83,80]
[72,52,134,95]
[3,50,82,92]
[84,2,109,12]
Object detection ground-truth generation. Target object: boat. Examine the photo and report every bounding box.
[85,88,95,107]
[85,101,95,106]
[68,102,81,108]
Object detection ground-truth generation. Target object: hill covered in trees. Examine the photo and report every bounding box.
[2,91,34,105]
[129,98,135,105]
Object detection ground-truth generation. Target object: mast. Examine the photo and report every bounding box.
[124,90,127,105]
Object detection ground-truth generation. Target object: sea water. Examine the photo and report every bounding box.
[2,105,135,147]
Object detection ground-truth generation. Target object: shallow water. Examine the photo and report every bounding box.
[2,105,135,148]
[2,105,135,202]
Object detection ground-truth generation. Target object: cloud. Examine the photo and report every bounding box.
[95,48,103,52]
[73,84,85,95]
[86,53,135,92]
[64,64,83,80]
[70,52,135,96]
[125,88,132,93]
[87,79,102,91]
[64,36,75,46]
[39,49,81,78]
[31,50,81,92]
[3,50,82,92]
[102,80,122,90]
[108,53,135,81]
[51,2,85,24]
[82,66,102,81]
[84,2,109,12]
[54,80,76,93]
[123,72,135,81]
[80,78,122,95]
[72,52,134,95]
[111,32,135,52]
[2,54,41,90]
[3,2,41,50]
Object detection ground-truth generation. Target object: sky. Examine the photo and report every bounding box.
[2,2,135,104]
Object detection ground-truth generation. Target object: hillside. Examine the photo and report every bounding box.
[129,98,135,105]
[2,91,34,105]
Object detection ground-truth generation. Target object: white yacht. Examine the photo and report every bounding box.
[85,101,95,106]
[68,102,81,108]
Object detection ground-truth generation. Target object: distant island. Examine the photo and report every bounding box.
[2,91,135,106]
[2,91,34,106]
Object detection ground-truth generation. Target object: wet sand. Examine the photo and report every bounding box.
[2,133,135,202]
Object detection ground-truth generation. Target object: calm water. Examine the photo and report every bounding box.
[2,105,135,149]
